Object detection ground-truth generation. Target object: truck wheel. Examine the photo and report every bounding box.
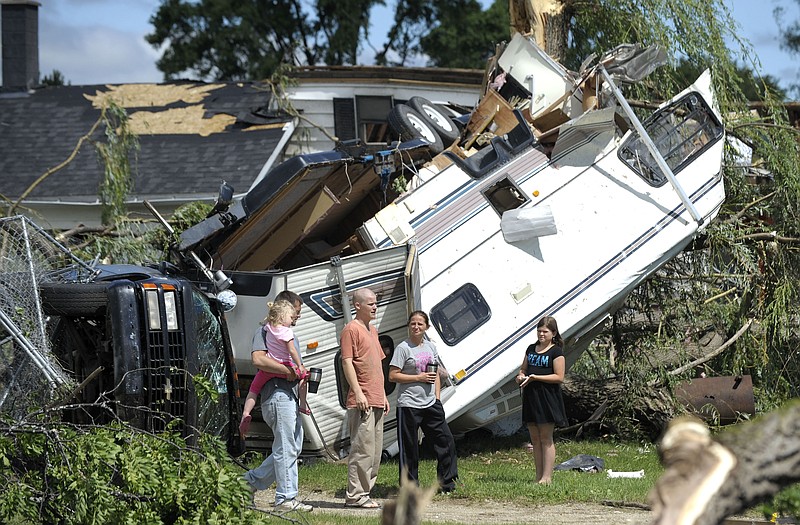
[407,96,461,146]
[388,104,445,154]
[40,282,110,317]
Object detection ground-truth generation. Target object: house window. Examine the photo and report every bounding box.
[430,283,491,346]
[483,176,529,216]
[618,92,723,187]
[356,96,395,144]
[333,96,402,145]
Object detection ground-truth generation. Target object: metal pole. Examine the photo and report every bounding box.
[331,256,352,323]
[0,309,69,387]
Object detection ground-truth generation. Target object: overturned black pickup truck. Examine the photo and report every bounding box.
[0,215,240,449]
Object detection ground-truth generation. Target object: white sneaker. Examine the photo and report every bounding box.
[274,498,313,512]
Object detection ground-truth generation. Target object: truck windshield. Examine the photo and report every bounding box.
[192,291,231,435]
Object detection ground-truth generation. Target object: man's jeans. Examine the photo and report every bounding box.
[243,388,303,504]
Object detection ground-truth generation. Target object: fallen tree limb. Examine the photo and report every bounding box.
[650,319,754,387]
[650,403,800,525]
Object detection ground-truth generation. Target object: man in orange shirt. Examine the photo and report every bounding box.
[340,288,389,509]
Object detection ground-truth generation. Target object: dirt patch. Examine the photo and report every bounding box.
[253,488,653,524]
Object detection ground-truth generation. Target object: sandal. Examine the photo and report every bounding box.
[299,407,311,415]
[345,497,381,509]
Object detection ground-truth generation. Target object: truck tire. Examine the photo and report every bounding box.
[40,281,110,317]
[388,104,445,154]
[407,96,461,146]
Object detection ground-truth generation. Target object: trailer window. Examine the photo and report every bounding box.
[430,283,491,346]
[483,176,529,216]
[618,92,723,187]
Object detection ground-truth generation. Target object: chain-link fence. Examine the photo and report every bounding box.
[0,216,96,418]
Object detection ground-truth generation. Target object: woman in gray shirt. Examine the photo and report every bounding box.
[389,311,459,493]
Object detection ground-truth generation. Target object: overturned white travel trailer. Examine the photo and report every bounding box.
[180,34,726,457]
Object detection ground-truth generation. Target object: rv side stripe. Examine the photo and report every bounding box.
[301,268,406,321]
[458,174,723,381]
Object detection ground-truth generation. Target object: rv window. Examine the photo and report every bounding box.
[430,283,491,346]
[483,176,529,215]
[618,92,723,187]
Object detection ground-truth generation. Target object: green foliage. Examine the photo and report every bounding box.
[420,0,509,68]
[95,102,139,227]
[764,483,800,521]
[70,201,212,266]
[0,421,267,524]
[378,0,508,68]
[316,0,377,65]
[169,201,214,235]
[146,0,381,80]
[41,70,69,87]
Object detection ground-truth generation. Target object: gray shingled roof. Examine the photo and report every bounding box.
[0,82,292,203]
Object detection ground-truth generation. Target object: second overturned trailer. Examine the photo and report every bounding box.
[180,34,726,457]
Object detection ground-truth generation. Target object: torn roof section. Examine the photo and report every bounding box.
[0,81,293,229]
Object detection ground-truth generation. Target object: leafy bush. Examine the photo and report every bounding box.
[0,419,267,524]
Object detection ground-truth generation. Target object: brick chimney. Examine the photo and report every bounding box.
[1,0,40,91]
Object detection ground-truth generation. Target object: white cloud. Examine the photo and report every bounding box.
[38,0,162,85]
[41,25,162,85]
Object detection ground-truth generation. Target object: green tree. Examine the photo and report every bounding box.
[41,70,68,87]
[146,0,381,80]
[0,419,266,524]
[376,0,508,68]
[419,0,509,68]
[777,0,800,97]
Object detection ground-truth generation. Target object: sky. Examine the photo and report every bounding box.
[16,0,800,95]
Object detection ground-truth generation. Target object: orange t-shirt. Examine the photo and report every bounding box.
[340,320,385,409]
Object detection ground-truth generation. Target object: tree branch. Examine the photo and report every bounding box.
[649,319,753,387]
[736,231,800,244]
[724,190,776,224]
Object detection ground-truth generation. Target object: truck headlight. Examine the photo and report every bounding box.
[145,286,179,331]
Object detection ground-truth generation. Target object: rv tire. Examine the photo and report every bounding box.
[40,281,110,317]
[407,96,461,146]
[388,104,445,154]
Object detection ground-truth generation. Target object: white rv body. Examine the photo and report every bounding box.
[360,74,725,434]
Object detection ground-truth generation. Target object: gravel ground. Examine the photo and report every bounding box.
[253,488,655,524]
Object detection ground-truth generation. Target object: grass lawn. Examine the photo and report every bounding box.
[242,432,781,524]
[296,433,662,506]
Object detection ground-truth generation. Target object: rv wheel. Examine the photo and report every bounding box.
[388,104,445,154]
[407,96,461,146]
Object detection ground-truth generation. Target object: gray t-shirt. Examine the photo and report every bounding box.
[390,339,439,409]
